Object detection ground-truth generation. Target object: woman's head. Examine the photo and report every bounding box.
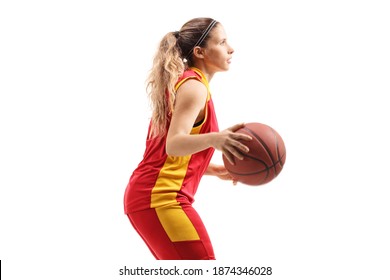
[176,18,218,65]
[147,17,233,137]
[176,18,234,74]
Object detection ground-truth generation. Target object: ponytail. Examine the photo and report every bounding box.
[147,32,184,138]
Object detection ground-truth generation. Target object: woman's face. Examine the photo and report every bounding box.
[200,24,235,72]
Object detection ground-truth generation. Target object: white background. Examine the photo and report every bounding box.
[1,0,389,279]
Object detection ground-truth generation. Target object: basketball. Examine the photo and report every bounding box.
[222,122,286,186]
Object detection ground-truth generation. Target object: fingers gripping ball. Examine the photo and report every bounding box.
[223,122,286,186]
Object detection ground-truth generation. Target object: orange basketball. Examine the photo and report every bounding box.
[223,122,286,186]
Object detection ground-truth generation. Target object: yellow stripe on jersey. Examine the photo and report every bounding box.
[150,155,191,209]
[151,155,200,242]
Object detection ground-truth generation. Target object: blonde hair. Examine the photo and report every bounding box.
[146,17,218,138]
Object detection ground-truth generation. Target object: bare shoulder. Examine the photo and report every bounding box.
[174,78,208,112]
[176,78,207,98]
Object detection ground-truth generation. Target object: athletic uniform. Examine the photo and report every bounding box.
[124,67,219,260]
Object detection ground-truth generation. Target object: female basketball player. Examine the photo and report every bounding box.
[124,17,252,260]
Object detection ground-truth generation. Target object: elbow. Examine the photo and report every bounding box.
[165,141,178,157]
[165,144,174,156]
[166,137,188,157]
[166,133,194,157]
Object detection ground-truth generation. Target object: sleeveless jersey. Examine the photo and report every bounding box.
[124,68,219,214]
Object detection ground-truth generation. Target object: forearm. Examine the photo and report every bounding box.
[205,162,219,175]
[166,132,217,156]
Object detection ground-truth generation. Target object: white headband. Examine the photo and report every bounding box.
[185,20,217,60]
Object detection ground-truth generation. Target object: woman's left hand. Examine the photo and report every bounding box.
[205,163,238,185]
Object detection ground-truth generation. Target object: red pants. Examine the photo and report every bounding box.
[127,204,215,260]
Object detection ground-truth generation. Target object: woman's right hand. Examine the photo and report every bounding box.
[211,123,252,165]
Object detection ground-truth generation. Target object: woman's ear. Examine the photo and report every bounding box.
[193,46,205,59]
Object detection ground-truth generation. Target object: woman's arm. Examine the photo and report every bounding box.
[205,163,238,185]
[166,79,251,164]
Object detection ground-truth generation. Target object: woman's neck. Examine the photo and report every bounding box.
[191,65,214,82]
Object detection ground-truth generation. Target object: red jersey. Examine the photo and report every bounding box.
[124,68,219,214]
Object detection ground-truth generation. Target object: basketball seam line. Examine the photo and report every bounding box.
[243,126,278,169]
[226,153,286,176]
